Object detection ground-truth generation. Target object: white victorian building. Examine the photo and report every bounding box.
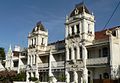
[0,2,120,83]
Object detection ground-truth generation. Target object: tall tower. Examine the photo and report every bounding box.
[65,2,95,61]
[27,21,48,81]
[28,21,48,51]
[65,3,95,83]
[65,2,95,45]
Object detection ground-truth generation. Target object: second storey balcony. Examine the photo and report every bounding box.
[38,61,65,70]
[51,61,65,69]
[66,57,109,70]
[87,57,109,66]
[38,63,48,69]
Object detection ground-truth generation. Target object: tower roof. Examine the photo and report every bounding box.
[32,21,46,32]
[69,2,91,17]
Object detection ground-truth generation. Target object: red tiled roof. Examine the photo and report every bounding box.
[95,30,109,40]
[95,26,120,40]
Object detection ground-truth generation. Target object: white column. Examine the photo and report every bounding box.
[77,46,80,60]
[26,71,29,82]
[49,50,57,83]
[116,28,120,38]
[65,70,70,83]
[79,22,81,34]
[82,19,86,40]
[74,71,78,83]
[66,26,69,37]
[74,25,77,34]
[36,55,38,67]
[71,47,75,60]
[66,47,69,61]
[49,50,52,77]
[83,68,88,83]
[31,72,34,77]
[82,45,88,83]
[30,55,32,66]
[69,26,72,36]
[17,53,21,73]
[35,54,39,79]
[35,70,39,80]
[27,55,29,65]
[33,55,35,64]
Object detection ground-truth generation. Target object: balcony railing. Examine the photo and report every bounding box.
[12,67,18,71]
[20,65,27,69]
[51,61,64,68]
[38,61,65,69]
[38,63,48,68]
[87,57,108,65]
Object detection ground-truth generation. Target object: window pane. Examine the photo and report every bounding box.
[102,47,108,57]
[76,24,80,34]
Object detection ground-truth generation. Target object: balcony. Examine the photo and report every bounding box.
[51,61,65,69]
[12,67,18,71]
[87,57,108,66]
[38,61,65,70]
[19,65,27,70]
[38,63,48,68]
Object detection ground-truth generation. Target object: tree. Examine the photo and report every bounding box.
[13,71,26,81]
[0,47,5,60]
[0,70,17,83]
[0,70,26,82]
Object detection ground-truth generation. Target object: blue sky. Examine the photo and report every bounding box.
[0,0,120,51]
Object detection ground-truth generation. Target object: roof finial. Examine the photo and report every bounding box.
[9,44,12,52]
[83,0,85,13]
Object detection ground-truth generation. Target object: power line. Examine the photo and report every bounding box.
[103,0,120,30]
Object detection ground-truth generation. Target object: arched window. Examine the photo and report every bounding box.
[69,48,72,60]
[76,24,80,34]
[74,47,77,59]
[34,38,36,45]
[80,46,82,59]
[71,26,75,35]
[41,38,44,45]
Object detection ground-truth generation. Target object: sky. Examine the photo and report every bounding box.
[0,0,120,51]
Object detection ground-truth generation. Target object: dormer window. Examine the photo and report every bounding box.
[75,8,79,15]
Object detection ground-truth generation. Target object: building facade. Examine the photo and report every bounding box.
[0,2,120,83]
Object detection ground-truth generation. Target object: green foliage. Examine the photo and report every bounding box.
[13,71,26,81]
[0,70,26,82]
[57,75,66,82]
[49,76,53,82]
[29,77,38,81]
[0,47,5,60]
[0,70,17,82]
